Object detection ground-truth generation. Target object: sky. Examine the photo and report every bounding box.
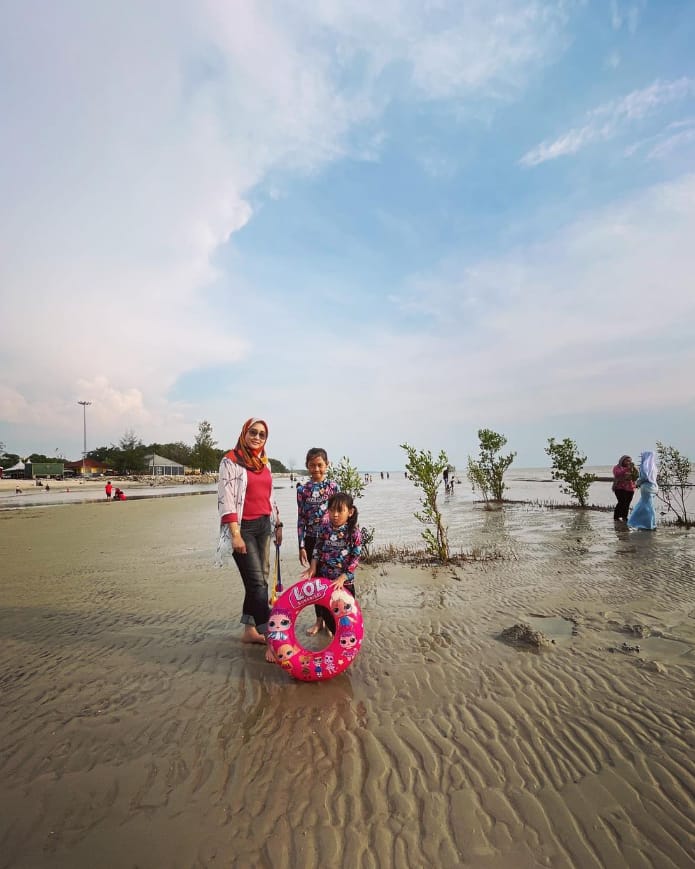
[1,0,694,471]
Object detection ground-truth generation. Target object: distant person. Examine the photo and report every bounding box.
[301,492,362,635]
[628,451,658,530]
[45,484,51,492]
[612,455,636,522]
[443,467,449,486]
[217,418,283,662]
[113,487,127,501]
[105,480,113,500]
[15,486,22,494]
[297,447,338,637]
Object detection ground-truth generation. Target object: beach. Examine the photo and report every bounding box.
[1,494,694,868]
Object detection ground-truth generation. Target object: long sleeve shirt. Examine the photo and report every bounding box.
[612,464,636,492]
[312,520,362,584]
[218,457,279,525]
[296,478,338,547]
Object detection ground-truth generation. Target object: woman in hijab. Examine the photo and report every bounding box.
[218,418,283,660]
[612,455,636,522]
[627,450,658,530]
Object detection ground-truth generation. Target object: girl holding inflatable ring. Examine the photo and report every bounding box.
[301,492,361,633]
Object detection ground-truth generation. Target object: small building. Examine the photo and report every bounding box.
[143,453,186,476]
[64,458,112,477]
[26,462,65,479]
[2,461,66,479]
[2,460,26,479]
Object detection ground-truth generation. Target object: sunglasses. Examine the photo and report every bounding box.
[247,428,267,440]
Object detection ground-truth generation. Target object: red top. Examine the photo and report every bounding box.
[223,465,272,523]
[613,464,636,492]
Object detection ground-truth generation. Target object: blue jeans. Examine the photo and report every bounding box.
[233,515,271,632]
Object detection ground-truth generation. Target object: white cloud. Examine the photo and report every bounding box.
[308,0,573,101]
[387,173,695,426]
[0,0,579,455]
[198,173,695,467]
[520,78,695,165]
[610,0,645,34]
[624,118,695,159]
[647,127,695,160]
[605,50,621,70]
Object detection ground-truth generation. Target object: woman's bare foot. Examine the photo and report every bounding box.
[265,646,277,663]
[241,626,266,645]
[306,620,324,637]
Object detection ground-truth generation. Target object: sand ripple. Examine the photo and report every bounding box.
[0,498,694,868]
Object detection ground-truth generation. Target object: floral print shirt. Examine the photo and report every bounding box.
[296,478,338,547]
[612,464,636,492]
[313,520,362,584]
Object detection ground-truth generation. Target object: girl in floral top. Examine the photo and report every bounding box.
[297,447,338,636]
[302,492,362,634]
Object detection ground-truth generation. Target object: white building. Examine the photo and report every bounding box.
[143,453,186,476]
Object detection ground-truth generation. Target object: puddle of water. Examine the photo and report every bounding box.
[608,633,693,662]
[525,616,576,642]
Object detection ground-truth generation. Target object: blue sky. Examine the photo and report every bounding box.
[1,0,694,470]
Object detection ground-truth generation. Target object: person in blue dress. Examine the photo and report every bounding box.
[627,450,658,530]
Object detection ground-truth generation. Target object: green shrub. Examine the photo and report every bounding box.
[401,443,450,563]
[467,428,516,502]
[656,442,692,527]
[545,437,596,507]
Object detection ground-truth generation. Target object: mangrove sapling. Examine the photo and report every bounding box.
[466,458,492,505]
[655,442,692,527]
[545,437,596,508]
[400,443,450,563]
[328,455,365,500]
[327,455,375,556]
[467,428,516,502]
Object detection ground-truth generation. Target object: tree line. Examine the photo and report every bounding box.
[0,422,289,476]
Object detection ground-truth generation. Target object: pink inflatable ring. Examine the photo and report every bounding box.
[266,578,364,681]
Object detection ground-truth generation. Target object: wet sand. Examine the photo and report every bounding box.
[0,497,694,868]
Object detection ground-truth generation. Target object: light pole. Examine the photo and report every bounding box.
[78,401,91,477]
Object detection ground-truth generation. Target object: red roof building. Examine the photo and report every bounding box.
[64,458,111,476]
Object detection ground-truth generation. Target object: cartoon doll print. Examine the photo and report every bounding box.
[299,655,312,678]
[267,611,292,642]
[275,643,300,670]
[330,588,358,628]
[339,633,359,660]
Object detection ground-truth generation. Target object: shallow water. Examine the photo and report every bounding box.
[272,469,619,552]
[3,466,689,557]
[524,615,576,642]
